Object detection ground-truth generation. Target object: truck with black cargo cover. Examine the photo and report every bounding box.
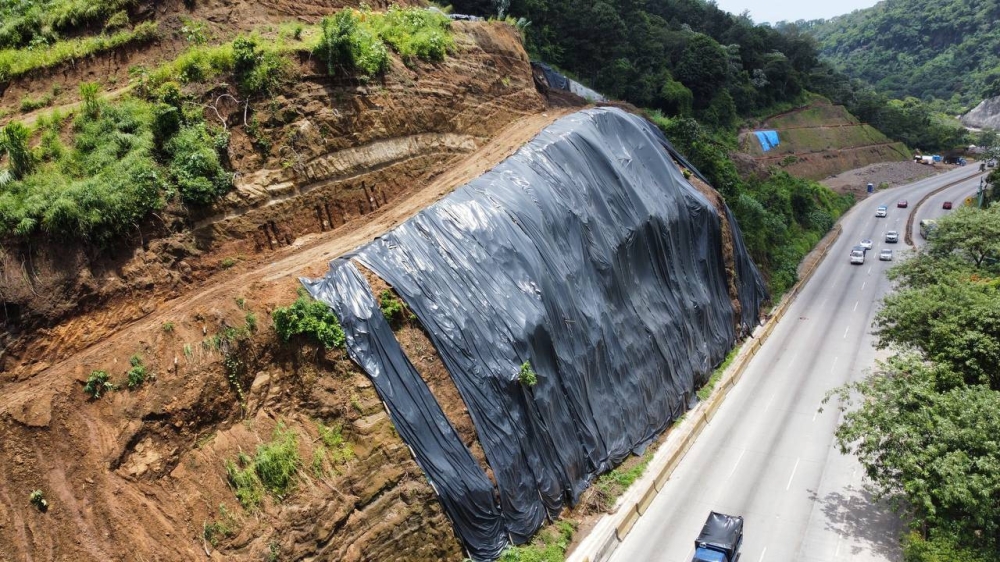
[692,511,744,562]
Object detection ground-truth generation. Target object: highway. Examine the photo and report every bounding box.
[908,173,984,245]
[607,166,986,562]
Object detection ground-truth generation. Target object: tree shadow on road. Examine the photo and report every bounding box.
[809,485,904,559]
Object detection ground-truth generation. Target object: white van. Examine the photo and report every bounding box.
[850,249,865,264]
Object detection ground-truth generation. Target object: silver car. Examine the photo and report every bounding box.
[879,249,893,261]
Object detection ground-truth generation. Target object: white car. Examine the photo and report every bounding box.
[875,205,887,217]
[850,249,866,264]
[885,231,899,243]
[879,249,893,261]
[860,239,874,250]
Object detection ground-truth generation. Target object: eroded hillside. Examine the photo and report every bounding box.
[0,3,581,559]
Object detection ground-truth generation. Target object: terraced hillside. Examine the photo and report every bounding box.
[739,99,911,180]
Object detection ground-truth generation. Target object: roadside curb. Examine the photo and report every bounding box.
[567,223,843,562]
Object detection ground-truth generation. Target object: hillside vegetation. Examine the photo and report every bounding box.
[801,0,1000,110]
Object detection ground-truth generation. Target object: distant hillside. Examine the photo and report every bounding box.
[739,99,909,180]
[802,0,1000,107]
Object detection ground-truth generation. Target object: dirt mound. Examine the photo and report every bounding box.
[820,160,951,199]
[0,13,587,561]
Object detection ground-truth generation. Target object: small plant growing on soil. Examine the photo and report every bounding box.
[272,292,345,350]
[162,321,175,333]
[83,370,115,398]
[29,490,48,512]
[225,424,301,510]
[518,361,538,387]
[378,289,415,325]
[220,257,237,269]
[126,354,149,389]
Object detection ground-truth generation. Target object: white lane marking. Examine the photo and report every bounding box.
[868,266,873,275]
[862,281,867,290]
[830,356,839,373]
[843,326,849,339]
[853,301,859,312]
[835,537,842,556]
[786,458,801,490]
[812,405,820,422]
[727,448,747,480]
[764,392,776,413]
[757,547,767,562]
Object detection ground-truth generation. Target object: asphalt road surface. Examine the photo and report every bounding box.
[908,174,984,246]
[608,166,985,562]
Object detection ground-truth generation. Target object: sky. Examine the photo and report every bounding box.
[710,0,882,25]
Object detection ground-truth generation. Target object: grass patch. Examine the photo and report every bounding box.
[696,346,740,401]
[0,22,158,82]
[314,6,453,78]
[590,449,654,512]
[498,519,577,562]
[225,424,301,510]
[19,93,53,113]
[0,0,136,50]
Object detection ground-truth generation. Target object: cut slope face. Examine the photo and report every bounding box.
[306,108,766,559]
[739,100,910,180]
[962,95,1000,130]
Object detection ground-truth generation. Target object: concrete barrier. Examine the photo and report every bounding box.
[615,505,641,541]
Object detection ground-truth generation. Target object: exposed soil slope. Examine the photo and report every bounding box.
[0,11,582,561]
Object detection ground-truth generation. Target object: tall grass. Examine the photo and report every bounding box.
[0,0,136,49]
[226,425,302,510]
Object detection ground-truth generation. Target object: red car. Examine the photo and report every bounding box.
[897,200,908,208]
[943,201,953,209]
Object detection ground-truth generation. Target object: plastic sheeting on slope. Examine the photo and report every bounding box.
[304,107,767,560]
[303,264,508,560]
[754,130,780,152]
[532,62,607,102]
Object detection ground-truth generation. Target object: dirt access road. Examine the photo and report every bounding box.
[0,108,575,416]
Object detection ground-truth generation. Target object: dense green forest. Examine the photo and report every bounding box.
[796,0,1000,111]
[829,202,1000,562]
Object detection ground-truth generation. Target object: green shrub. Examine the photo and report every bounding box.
[272,293,345,349]
[379,289,413,325]
[226,425,301,510]
[902,531,998,562]
[232,35,289,96]
[166,123,232,205]
[126,354,147,388]
[78,82,100,117]
[104,10,129,31]
[83,370,115,398]
[518,361,537,387]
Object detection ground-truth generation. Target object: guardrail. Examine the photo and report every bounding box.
[568,222,843,562]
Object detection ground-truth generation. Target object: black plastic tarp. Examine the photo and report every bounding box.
[304,107,766,560]
[695,511,744,558]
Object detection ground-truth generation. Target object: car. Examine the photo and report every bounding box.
[885,230,899,243]
[943,201,953,209]
[850,248,866,264]
[875,205,888,217]
[989,160,997,168]
[879,249,893,261]
[897,200,909,208]
[860,239,873,250]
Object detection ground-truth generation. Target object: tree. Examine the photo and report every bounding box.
[927,206,1000,267]
[828,357,1000,552]
[675,34,729,108]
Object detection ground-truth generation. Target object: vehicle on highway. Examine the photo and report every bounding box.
[943,201,953,209]
[860,239,873,250]
[897,200,908,208]
[850,248,866,264]
[880,249,893,261]
[885,230,898,243]
[875,205,887,217]
[920,219,938,239]
[692,512,744,562]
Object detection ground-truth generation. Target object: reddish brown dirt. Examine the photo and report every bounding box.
[0,13,583,562]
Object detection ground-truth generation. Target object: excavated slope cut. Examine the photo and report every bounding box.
[306,107,766,560]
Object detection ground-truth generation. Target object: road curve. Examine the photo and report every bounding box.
[607,166,984,562]
[908,174,983,246]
